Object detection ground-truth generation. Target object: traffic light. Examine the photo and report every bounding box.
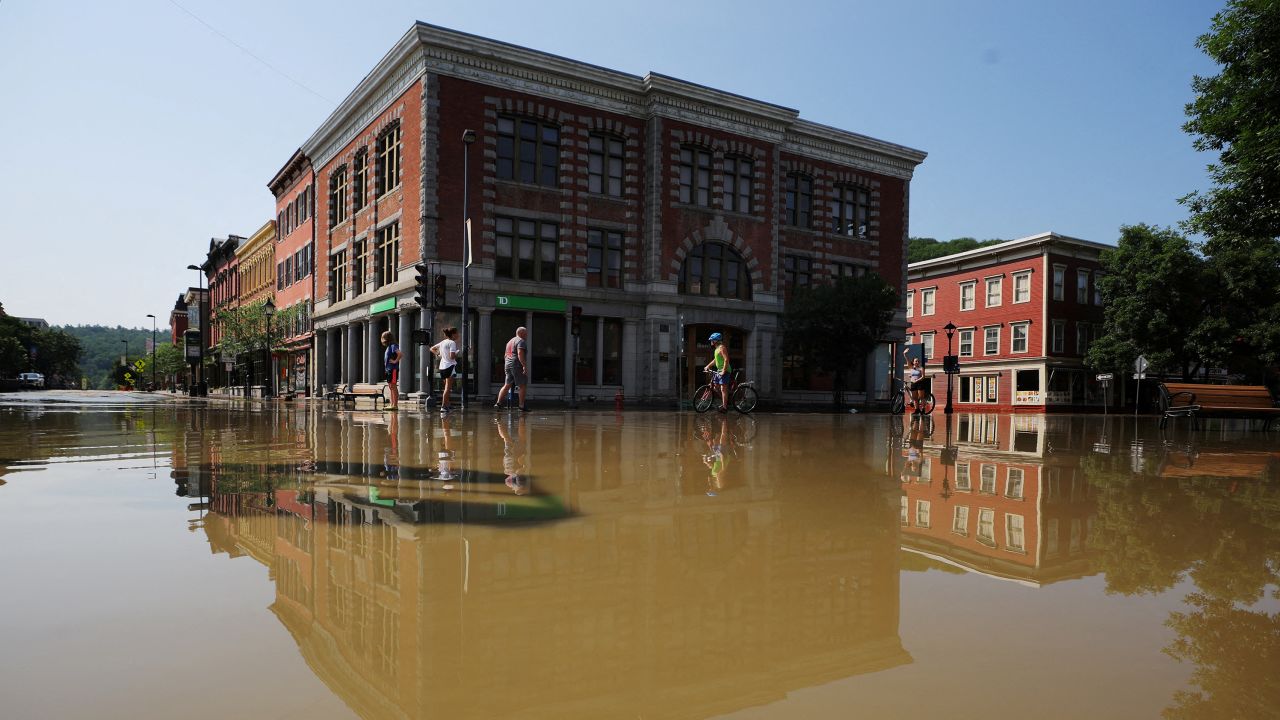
[433,274,447,309]
[414,264,430,307]
[571,305,583,336]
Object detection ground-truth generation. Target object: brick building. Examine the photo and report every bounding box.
[906,232,1111,412]
[299,23,925,404]
[268,149,317,395]
[235,221,276,391]
[202,234,242,390]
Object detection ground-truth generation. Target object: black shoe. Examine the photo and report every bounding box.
[519,405,529,412]
[493,403,502,410]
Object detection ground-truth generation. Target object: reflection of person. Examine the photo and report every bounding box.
[901,415,926,481]
[907,355,925,414]
[382,411,400,481]
[496,415,528,495]
[703,332,731,413]
[430,326,459,412]
[437,413,456,491]
[381,331,402,410]
[495,327,528,411]
[701,415,730,495]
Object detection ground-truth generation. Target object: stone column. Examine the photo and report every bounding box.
[564,314,575,403]
[477,309,493,399]
[365,318,379,383]
[315,331,327,394]
[623,318,641,398]
[398,310,413,393]
[418,309,431,397]
[346,322,359,385]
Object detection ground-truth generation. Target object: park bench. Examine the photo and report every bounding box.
[1158,382,1280,430]
[325,382,390,409]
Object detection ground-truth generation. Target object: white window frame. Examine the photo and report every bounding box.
[958,328,975,358]
[952,506,969,536]
[900,496,909,524]
[915,499,931,528]
[921,287,936,316]
[906,290,914,318]
[1012,271,1032,304]
[1093,271,1103,305]
[955,462,971,491]
[1052,265,1065,302]
[980,464,997,494]
[1052,320,1065,353]
[1011,322,1030,354]
[985,276,1002,307]
[959,281,976,311]
[977,508,996,546]
[1006,468,1024,499]
[921,332,935,359]
[1076,269,1089,304]
[984,325,1000,356]
[1006,513,1026,553]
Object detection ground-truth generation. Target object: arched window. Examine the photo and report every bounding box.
[680,242,751,300]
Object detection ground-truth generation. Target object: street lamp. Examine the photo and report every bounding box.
[186,264,205,396]
[263,298,276,398]
[460,128,476,406]
[146,313,156,391]
[943,321,957,415]
[120,340,129,388]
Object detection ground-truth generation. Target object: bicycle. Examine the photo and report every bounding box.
[889,375,935,415]
[693,368,758,414]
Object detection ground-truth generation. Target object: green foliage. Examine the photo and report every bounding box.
[137,342,186,385]
[782,273,898,407]
[907,236,1005,263]
[0,315,83,385]
[57,324,160,388]
[213,300,303,359]
[1181,0,1280,242]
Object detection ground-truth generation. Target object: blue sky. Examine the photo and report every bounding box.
[0,0,1223,327]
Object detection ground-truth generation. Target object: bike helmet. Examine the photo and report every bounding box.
[708,332,723,342]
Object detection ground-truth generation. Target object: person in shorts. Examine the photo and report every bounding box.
[430,326,459,412]
[907,356,926,414]
[495,326,528,411]
[381,331,402,410]
[703,332,731,413]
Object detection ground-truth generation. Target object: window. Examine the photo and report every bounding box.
[900,496,909,524]
[921,288,936,315]
[915,500,931,528]
[784,174,812,228]
[985,276,1002,307]
[1013,271,1031,303]
[977,508,996,546]
[376,124,401,196]
[955,463,971,491]
[1052,321,1065,353]
[1093,271,1103,305]
[980,465,997,494]
[332,250,348,302]
[1006,468,1024,499]
[959,329,974,357]
[906,291,914,318]
[961,375,1000,403]
[1006,514,1026,552]
[284,256,293,286]
[1076,269,1089,303]
[587,229,622,288]
[495,217,558,282]
[1011,322,1029,353]
[984,326,1000,355]
[602,318,622,385]
[375,222,399,288]
[783,255,812,297]
[952,506,969,535]
[722,155,753,213]
[679,146,712,206]
[276,262,284,291]
[530,313,564,384]
[832,184,869,235]
[352,149,368,210]
[921,332,935,359]
[588,134,624,196]
[680,242,751,299]
[352,240,367,295]
[960,281,976,311]
[497,117,559,186]
[329,166,349,227]
[833,262,864,278]
[1053,265,1065,301]
[1076,322,1090,355]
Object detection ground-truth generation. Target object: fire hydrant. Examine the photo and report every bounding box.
[614,387,625,412]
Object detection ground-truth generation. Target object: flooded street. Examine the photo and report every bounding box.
[1,398,1277,719]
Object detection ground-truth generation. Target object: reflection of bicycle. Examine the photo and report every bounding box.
[692,414,756,454]
[694,369,758,413]
[890,376,935,415]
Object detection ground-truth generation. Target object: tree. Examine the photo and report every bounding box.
[1181,0,1280,243]
[213,301,303,394]
[907,236,1004,263]
[0,336,25,378]
[1086,225,1222,380]
[782,273,898,409]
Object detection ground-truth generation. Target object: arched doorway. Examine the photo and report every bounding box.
[681,324,747,397]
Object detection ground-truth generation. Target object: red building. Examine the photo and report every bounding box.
[202,234,243,390]
[298,23,926,404]
[906,232,1110,412]
[269,149,317,395]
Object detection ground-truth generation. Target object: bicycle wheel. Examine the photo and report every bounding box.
[890,392,905,415]
[921,393,936,415]
[732,386,758,414]
[732,415,758,444]
[693,384,716,413]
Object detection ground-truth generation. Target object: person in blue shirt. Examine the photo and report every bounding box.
[381,331,402,410]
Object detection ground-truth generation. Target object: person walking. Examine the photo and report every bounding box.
[702,332,731,413]
[430,326,459,412]
[381,330,402,410]
[495,326,529,411]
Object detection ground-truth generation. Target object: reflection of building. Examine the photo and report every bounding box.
[190,412,910,719]
[897,414,1096,586]
[906,233,1110,411]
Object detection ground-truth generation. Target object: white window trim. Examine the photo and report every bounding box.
[958,328,975,358]
[985,277,1002,308]
[983,325,1001,356]
[979,464,998,494]
[959,280,976,311]
[1010,321,1030,354]
[921,287,937,316]
[921,332,936,359]
[1005,513,1027,554]
[1052,264,1066,302]
[1012,270,1032,304]
[1006,468,1025,499]
[1093,270,1104,305]
[1076,269,1090,304]
[906,290,914,318]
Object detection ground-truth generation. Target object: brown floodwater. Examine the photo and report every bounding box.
[0,398,1277,719]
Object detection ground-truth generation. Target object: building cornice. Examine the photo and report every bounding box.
[268,148,312,197]
[236,221,277,259]
[908,232,1112,279]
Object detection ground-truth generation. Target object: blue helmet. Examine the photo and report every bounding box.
[708,332,723,342]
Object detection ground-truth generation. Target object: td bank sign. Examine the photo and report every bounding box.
[494,295,567,312]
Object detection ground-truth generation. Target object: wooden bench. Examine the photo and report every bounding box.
[1158,382,1280,430]
[325,382,389,409]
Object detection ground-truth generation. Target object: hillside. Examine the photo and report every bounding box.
[58,325,162,388]
[908,237,1005,264]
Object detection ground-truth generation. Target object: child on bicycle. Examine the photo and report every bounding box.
[704,332,731,413]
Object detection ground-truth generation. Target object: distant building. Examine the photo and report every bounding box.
[14,317,49,330]
[169,294,188,346]
[235,221,277,392]
[906,232,1111,412]
[202,234,244,389]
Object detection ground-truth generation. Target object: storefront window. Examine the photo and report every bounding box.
[602,318,622,386]
[490,311,524,385]
[531,313,564,384]
[576,319,598,385]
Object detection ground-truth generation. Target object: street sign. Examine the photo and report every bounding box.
[464,218,474,268]
[1096,373,1114,382]
[1134,355,1149,374]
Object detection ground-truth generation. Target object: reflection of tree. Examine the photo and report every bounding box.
[1163,593,1280,720]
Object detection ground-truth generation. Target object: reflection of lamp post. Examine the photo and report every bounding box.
[460,128,476,407]
[943,321,956,415]
[186,264,205,395]
[146,314,156,391]
[263,298,276,398]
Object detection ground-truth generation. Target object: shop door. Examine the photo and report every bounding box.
[682,324,747,396]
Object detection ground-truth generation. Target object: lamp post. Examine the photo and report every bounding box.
[146,314,156,391]
[186,264,205,395]
[263,298,276,398]
[461,128,476,406]
[943,321,956,415]
[120,340,129,388]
